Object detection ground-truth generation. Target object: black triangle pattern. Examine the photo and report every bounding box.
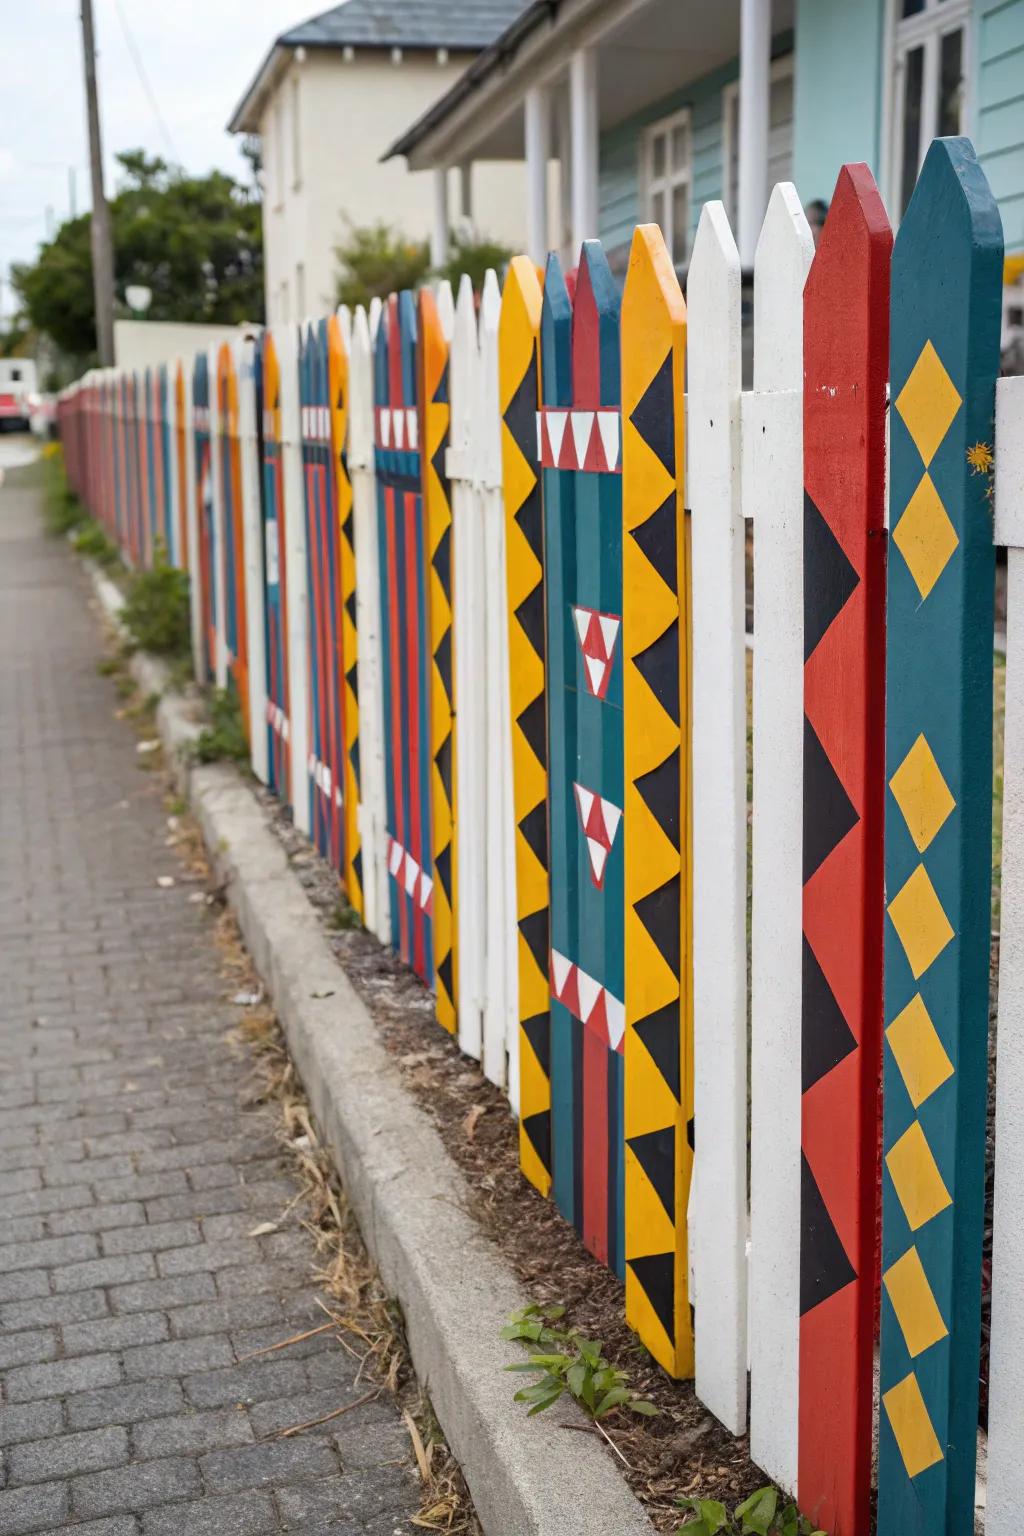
[505,346,539,467]
[433,843,451,904]
[351,847,363,891]
[633,1003,680,1100]
[432,431,448,492]
[434,627,453,704]
[628,1125,675,1222]
[802,937,857,1094]
[515,483,544,562]
[521,1012,551,1077]
[631,620,680,727]
[436,950,454,1006]
[345,590,358,630]
[349,736,360,785]
[433,524,452,606]
[433,366,449,405]
[522,1110,552,1171]
[518,908,549,977]
[435,731,453,803]
[629,349,675,478]
[634,748,679,847]
[515,582,546,664]
[803,718,859,884]
[518,802,548,869]
[627,1251,675,1342]
[804,491,859,662]
[629,491,677,594]
[634,874,680,978]
[800,1153,857,1316]
[517,695,547,772]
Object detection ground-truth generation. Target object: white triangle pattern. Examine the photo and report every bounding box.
[597,410,619,468]
[571,411,595,464]
[546,410,568,463]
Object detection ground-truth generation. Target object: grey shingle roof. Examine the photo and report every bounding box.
[281,0,527,52]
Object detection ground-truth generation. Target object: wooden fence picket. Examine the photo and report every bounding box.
[260,331,291,803]
[798,164,890,1536]
[541,242,625,1274]
[449,275,486,1065]
[174,360,189,573]
[216,342,249,725]
[280,323,312,837]
[328,312,363,918]
[500,255,549,1184]
[208,345,229,688]
[878,136,1002,1536]
[989,370,1024,1536]
[687,199,748,1435]
[746,182,815,1495]
[621,223,693,1377]
[237,336,269,787]
[192,352,216,685]
[349,304,390,945]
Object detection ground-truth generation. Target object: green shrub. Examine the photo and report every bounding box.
[435,231,512,292]
[73,520,121,568]
[120,542,190,655]
[335,222,430,309]
[41,444,86,538]
[194,688,249,765]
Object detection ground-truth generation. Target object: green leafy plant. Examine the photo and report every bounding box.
[434,231,513,292]
[73,519,121,568]
[677,1487,825,1536]
[335,222,431,309]
[194,688,249,765]
[120,542,190,656]
[40,444,86,538]
[327,899,361,932]
[502,1303,657,1422]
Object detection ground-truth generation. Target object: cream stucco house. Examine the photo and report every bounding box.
[228,0,529,324]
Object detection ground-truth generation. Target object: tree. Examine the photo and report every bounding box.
[12,151,263,365]
[334,222,431,310]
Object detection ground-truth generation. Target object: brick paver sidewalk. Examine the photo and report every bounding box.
[0,473,419,1533]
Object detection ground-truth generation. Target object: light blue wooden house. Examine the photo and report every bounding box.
[386,0,1024,288]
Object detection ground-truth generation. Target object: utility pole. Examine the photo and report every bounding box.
[68,166,77,220]
[80,0,115,365]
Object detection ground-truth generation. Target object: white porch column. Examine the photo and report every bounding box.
[524,86,551,266]
[737,0,771,267]
[431,167,449,268]
[569,47,598,255]
[458,162,473,228]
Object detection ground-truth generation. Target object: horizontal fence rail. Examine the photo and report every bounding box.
[58,134,1022,1536]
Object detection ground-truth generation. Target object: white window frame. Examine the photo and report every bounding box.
[721,53,795,228]
[885,0,971,221]
[290,74,302,192]
[642,107,693,268]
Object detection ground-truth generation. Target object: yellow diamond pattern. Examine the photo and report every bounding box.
[883,1372,945,1478]
[886,1120,952,1231]
[889,734,956,853]
[883,1246,948,1358]
[895,339,962,468]
[892,474,960,602]
[888,863,955,980]
[887,993,954,1109]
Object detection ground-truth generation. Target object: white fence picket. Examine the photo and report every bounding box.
[448,276,486,1063]
[688,200,749,1437]
[238,335,269,787]
[277,324,311,837]
[348,303,390,945]
[988,371,1024,1536]
[208,345,229,690]
[745,183,814,1495]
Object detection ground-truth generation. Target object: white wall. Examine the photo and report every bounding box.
[113,320,250,371]
[260,50,527,323]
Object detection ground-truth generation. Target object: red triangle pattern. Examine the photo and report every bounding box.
[572,605,621,701]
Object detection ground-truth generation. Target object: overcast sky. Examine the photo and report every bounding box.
[0,0,316,311]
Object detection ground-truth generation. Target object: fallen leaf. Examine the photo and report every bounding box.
[310,989,335,999]
[137,739,160,754]
[462,1104,486,1142]
[156,876,175,889]
[231,988,263,1007]
[248,1221,280,1237]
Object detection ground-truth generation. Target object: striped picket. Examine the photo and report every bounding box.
[279,324,311,838]
[329,312,363,918]
[989,370,1024,1536]
[687,200,748,1435]
[260,330,291,803]
[216,342,249,724]
[237,337,269,788]
[621,223,693,1377]
[746,183,815,1495]
[192,352,216,686]
[878,136,1002,1536]
[798,164,890,1536]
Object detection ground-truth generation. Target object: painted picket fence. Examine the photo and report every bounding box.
[58,132,1024,1536]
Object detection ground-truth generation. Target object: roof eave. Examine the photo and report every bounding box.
[383,0,558,163]
[227,43,291,134]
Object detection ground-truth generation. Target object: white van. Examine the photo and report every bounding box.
[0,358,38,431]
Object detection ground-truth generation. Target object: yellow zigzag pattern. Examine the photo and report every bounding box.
[328,315,362,917]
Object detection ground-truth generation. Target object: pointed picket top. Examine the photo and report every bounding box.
[499,255,543,414]
[573,239,620,408]
[450,273,478,454]
[367,293,383,343]
[479,268,503,489]
[541,253,573,409]
[435,278,455,343]
[347,305,374,467]
[754,184,815,393]
[337,303,352,351]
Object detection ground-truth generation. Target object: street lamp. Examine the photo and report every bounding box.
[125,284,152,315]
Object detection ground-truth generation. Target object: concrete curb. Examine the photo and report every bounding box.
[85,562,655,1536]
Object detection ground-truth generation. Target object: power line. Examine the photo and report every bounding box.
[111,0,180,164]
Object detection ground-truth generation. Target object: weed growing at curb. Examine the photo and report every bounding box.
[121,541,191,655]
[327,899,361,931]
[40,443,86,538]
[73,519,121,568]
[194,688,249,765]
[676,1487,824,1536]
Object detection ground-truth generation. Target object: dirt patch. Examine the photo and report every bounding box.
[257,788,765,1533]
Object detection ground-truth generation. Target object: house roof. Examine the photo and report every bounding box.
[228,0,528,134]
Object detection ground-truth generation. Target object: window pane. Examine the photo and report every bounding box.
[938,28,964,136]
[651,132,666,180]
[900,45,925,216]
[728,92,739,218]
[901,0,925,14]
[671,121,689,174]
[650,186,667,233]
[672,183,689,265]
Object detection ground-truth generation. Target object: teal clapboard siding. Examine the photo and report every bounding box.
[792,0,885,205]
[975,0,1024,252]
